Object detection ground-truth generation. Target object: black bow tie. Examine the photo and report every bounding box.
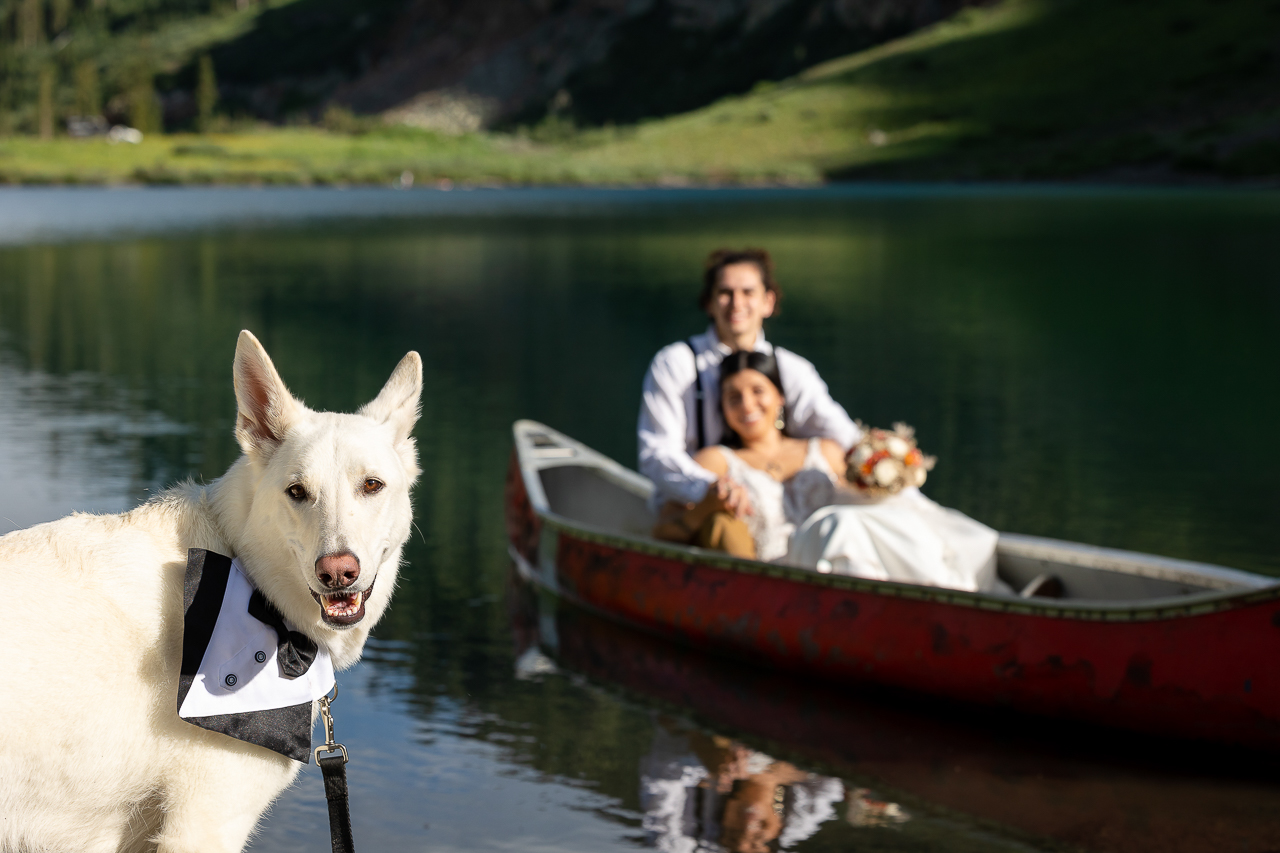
[247,590,318,679]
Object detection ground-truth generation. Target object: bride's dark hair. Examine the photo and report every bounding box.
[718,351,786,448]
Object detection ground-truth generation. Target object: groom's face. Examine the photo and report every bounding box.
[707,263,776,346]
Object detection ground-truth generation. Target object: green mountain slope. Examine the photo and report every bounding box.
[3,0,1277,184]
[570,0,1280,182]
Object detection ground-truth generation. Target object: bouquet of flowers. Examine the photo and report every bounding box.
[846,422,936,498]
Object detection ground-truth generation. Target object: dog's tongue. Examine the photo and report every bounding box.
[323,590,363,618]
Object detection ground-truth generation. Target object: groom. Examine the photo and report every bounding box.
[638,248,860,521]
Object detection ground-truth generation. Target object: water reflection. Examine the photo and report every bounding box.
[638,720,901,852]
[1,188,1279,852]
[0,355,189,532]
[512,582,1280,853]
[3,190,1277,574]
[254,639,642,853]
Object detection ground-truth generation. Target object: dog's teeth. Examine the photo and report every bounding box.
[319,590,364,619]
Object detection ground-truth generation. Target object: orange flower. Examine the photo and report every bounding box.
[860,450,890,479]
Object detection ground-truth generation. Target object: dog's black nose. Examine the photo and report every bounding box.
[315,551,360,589]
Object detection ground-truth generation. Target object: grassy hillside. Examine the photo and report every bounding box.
[569,0,1280,182]
[3,0,1278,185]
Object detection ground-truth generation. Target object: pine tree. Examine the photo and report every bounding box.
[38,65,54,139]
[74,59,100,117]
[50,0,70,34]
[129,65,161,134]
[197,54,217,133]
[20,0,45,48]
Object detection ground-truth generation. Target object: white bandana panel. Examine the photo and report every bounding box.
[179,559,335,718]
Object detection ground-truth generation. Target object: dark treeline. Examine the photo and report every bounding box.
[0,0,233,134]
[0,0,983,136]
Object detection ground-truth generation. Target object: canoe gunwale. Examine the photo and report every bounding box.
[511,419,1280,623]
[996,532,1271,592]
[534,509,1280,622]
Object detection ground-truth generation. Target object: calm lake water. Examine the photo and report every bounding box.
[2,186,1278,853]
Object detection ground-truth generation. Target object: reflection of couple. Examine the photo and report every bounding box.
[639,249,1000,592]
[639,719,906,853]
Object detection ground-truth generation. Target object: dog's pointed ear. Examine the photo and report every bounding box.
[233,330,303,457]
[360,351,422,445]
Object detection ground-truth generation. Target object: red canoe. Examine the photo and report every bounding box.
[504,420,1280,748]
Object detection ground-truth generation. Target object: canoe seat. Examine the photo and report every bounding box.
[539,465,656,538]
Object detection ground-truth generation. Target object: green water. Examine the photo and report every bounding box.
[1,187,1278,852]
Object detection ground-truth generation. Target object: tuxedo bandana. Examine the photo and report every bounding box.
[177,549,335,762]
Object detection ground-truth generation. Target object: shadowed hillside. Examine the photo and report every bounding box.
[1,0,1277,183]
[560,0,1280,182]
[322,0,981,129]
[0,0,980,133]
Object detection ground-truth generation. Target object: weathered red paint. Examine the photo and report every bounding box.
[504,449,541,565]
[506,464,1280,748]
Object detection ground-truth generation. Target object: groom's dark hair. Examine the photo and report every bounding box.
[698,248,780,312]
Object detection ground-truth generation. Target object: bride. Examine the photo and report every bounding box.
[654,351,1001,593]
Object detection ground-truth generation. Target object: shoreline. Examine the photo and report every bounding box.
[4,181,1278,248]
[2,164,1274,193]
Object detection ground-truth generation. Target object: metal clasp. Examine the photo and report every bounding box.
[314,685,348,764]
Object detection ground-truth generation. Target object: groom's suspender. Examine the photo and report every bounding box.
[686,335,706,448]
[685,338,706,450]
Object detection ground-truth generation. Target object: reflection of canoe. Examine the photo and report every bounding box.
[504,420,1280,747]
[511,589,1280,853]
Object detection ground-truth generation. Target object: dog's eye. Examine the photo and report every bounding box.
[362,478,385,495]
[286,483,308,502]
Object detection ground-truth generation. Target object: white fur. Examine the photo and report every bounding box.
[0,331,422,853]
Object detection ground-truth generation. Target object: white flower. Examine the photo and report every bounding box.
[885,436,910,459]
[873,458,899,487]
[851,444,874,465]
[912,467,927,486]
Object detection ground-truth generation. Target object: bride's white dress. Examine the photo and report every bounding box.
[717,439,1000,592]
[716,440,833,563]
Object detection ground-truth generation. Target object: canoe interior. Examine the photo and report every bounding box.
[539,465,654,537]
[519,421,1274,604]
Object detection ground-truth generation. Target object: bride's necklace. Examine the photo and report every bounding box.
[745,439,789,479]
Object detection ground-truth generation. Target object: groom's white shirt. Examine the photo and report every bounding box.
[638,325,860,506]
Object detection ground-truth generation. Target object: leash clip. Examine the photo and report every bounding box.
[314,685,348,764]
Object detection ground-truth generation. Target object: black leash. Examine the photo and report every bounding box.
[315,687,355,853]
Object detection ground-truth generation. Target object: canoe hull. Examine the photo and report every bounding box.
[505,434,1280,748]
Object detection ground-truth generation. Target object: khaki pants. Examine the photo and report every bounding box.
[654,511,756,560]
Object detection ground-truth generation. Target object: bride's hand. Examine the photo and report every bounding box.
[713,477,754,518]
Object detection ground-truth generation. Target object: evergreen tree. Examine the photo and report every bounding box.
[20,0,44,48]
[197,53,217,133]
[129,64,161,134]
[74,59,100,117]
[37,64,53,138]
[50,0,69,34]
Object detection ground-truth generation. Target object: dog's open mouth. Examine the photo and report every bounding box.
[312,578,374,627]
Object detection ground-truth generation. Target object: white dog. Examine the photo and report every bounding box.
[0,331,422,853]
